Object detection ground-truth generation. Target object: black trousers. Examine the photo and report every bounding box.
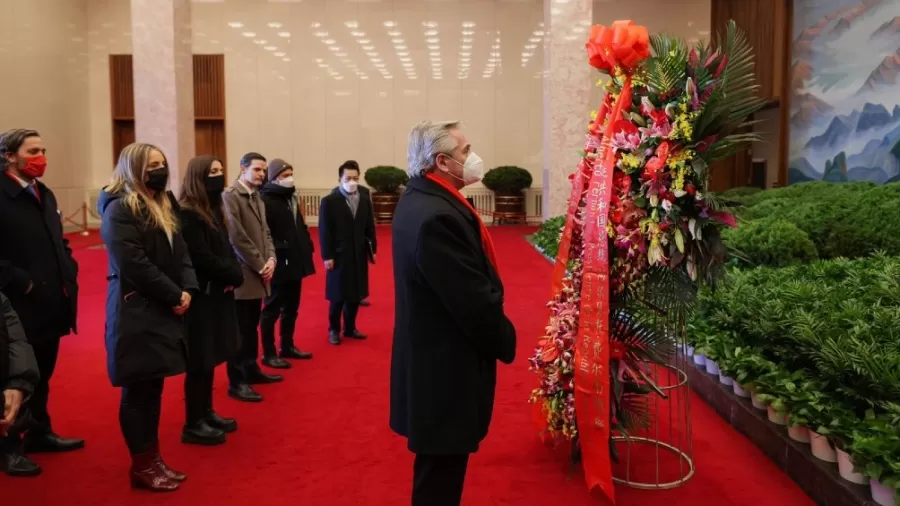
[183,369,214,425]
[328,300,360,334]
[119,379,164,455]
[412,454,469,506]
[227,299,262,386]
[260,280,302,356]
[28,337,61,435]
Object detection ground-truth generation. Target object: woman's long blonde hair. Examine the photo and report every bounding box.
[107,142,178,239]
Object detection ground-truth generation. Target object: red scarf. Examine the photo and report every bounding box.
[426,172,499,273]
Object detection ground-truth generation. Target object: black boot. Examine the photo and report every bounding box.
[181,421,226,446]
[0,437,41,477]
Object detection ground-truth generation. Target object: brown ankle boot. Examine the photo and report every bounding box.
[149,442,186,482]
[130,452,179,492]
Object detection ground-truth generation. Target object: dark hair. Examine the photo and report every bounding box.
[339,160,360,177]
[179,155,223,229]
[240,152,266,168]
[0,129,41,171]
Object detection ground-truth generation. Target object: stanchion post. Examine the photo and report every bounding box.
[80,203,89,236]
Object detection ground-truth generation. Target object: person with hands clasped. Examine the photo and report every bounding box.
[98,142,199,492]
[0,292,40,476]
[222,152,283,403]
[177,156,244,445]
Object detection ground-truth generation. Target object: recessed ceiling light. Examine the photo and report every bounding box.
[397,52,409,57]
[362,45,374,50]
[345,21,359,28]
[462,38,472,43]
[425,30,438,36]
[242,32,256,37]
[392,38,404,43]
[264,46,277,51]
[399,57,411,62]
[426,38,439,43]
[525,44,536,49]
[314,32,328,37]
[335,76,344,80]
[409,75,417,79]
[351,31,366,37]
[268,22,282,28]
[366,52,378,57]
[374,63,385,68]
[310,22,321,29]
[462,30,474,36]
[384,75,393,79]
[460,52,471,56]
[318,63,329,68]
[521,52,532,57]
[395,45,407,50]
[428,45,440,50]
[491,52,500,57]
[388,31,402,37]
[253,39,266,44]
[228,22,243,28]
[371,58,382,63]
[274,52,285,57]
[529,37,540,43]
[358,39,370,44]
[384,21,397,28]
[462,21,476,28]
[402,62,413,67]
[324,39,335,45]
[336,52,347,57]
[283,57,291,62]
[315,58,324,63]
[422,21,437,28]
[278,32,291,38]
[461,45,471,50]
[361,75,369,80]
[492,44,500,50]
[460,63,470,68]
[533,30,544,36]
[429,52,440,57]
[329,46,341,51]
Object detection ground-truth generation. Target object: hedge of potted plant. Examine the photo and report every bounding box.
[481,165,532,223]
[363,165,408,223]
[530,182,900,505]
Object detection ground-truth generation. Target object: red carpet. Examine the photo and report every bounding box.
[1,226,812,506]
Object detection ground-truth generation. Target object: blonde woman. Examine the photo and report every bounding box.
[98,142,198,492]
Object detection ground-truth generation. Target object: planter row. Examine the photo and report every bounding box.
[684,345,894,506]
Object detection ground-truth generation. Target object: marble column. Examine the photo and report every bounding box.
[542,0,594,220]
[131,0,194,196]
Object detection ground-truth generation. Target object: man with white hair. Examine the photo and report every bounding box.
[389,121,517,505]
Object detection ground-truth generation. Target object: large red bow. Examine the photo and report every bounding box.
[585,20,650,74]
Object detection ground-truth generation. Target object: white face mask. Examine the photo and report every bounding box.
[277,176,295,188]
[342,181,359,194]
[446,152,484,186]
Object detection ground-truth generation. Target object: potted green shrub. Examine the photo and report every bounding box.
[481,166,533,223]
[363,165,408,223]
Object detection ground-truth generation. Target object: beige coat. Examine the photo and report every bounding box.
[222,181,276,300]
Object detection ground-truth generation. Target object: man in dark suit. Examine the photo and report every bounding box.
[1,292,40,476]
[318,160,376,345]
[390,121,516,506]
[0,129,83,476]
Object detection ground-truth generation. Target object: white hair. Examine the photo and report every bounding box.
[406,120,460,178]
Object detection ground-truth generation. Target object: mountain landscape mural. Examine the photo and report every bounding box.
[790,0,900,184]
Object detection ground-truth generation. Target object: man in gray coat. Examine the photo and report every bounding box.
[0,291,40,476]
[222,152,283,403]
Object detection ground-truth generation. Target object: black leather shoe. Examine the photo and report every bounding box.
[206,411,238,433]
[245,368,283,384]
[344,330,367,340]
[329,331,341,345]
[1,452,41,477]
[181,421,226,446]
[24,432,85,453]
[262,356,291,369]
[227,384,263,403]
[359,299,371,307]
[280,347,313,360]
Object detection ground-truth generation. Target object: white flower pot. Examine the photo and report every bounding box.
[692,353,706,366]
[871,479,896,506]
[767,406,788,426]
[719,374,734,386]
[750,392,768,410]
[686,345,695,356]
[837,449,868,485]
[809,431,837,462]
[787,424,810,443]
[732,382,751,398]
[705,359,720,375]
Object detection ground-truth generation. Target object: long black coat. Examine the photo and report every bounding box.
[260,183,315,284]
[99,190,198,387]
[0,292,40,398]
[318,186,376,302]
[389,177,516,455]
[179,207,244,372]
[0,173,78,343]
